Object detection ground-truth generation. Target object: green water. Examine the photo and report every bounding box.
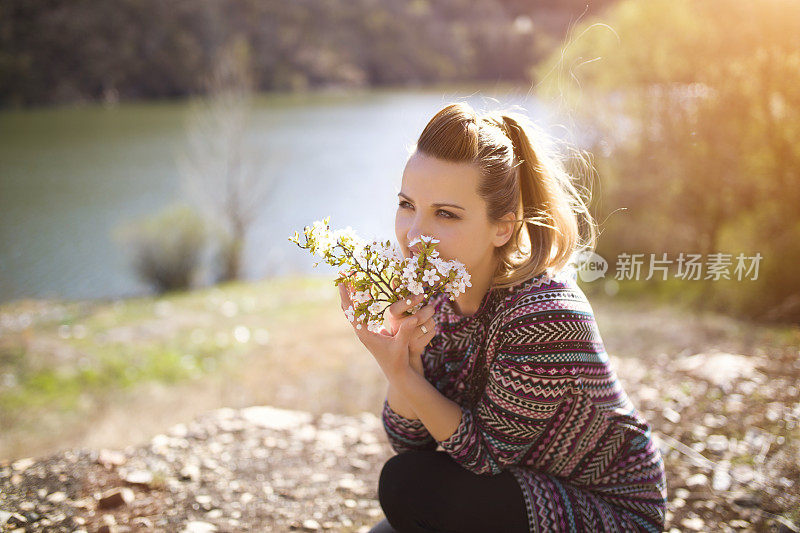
[0,85,549,303]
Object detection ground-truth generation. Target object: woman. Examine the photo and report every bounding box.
[338,102,667,532]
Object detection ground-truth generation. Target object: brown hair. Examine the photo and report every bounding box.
[414,101,597,290]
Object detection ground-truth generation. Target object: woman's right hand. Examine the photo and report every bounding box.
[385,294,437,375]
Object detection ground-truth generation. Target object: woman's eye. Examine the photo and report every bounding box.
[397,201,457,220]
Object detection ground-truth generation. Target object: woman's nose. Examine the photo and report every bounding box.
[407,231,436,251]
[407,225,427,246]
[405,216,437,248]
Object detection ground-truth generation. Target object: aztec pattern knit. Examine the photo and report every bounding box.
[381,268,668,532]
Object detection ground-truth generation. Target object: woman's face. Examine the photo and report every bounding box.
[395,151,513,285]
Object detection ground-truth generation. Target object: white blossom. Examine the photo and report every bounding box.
[389,246,405,262]
[401,264,418,284]
[352,290,372,305]
[332,225,359,243]
[407,280,425,295]
[422,268,440,285]
[431,257,450,277]
[290,219,471,331]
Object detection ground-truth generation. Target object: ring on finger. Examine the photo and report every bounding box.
[420,324,428,335]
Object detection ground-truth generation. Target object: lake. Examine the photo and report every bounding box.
[0,85,565,303]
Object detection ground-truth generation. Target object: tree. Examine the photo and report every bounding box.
[533,0,800,322]
[179,37,279,283]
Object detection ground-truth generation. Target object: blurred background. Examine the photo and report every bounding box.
[1,0,799,530]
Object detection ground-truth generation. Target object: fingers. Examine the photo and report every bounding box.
[395,298,437,341]
[339,283,362,331]
[413,315,437,339]
[405,301,436,329]
[338,283,352,311]
[416,302,436,323]
[408,314,437,358]
[409,300,438,340]
[397,313,419,342]
[387,293,425,319]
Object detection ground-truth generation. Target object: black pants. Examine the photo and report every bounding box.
[370,450,529,533]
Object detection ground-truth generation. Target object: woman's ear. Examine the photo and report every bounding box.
[493,211,517,248]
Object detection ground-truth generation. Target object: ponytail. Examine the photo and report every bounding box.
[492,112,595,287]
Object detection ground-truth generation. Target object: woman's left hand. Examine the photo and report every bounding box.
[338,283,419,381]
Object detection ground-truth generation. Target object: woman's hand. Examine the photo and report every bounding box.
[384,295,437,376]
[339,283,425,382]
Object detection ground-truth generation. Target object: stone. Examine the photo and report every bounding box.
[11,457,35,471]
[195,494,213,511]
[706,434,729,452]
[97,449,127,468]
[181,520,218,533]
[681,517,706,531]
[686,473,708,487]
[97,487,135,509]
[180,463,201,481]
[3,513,27,527]
[123,469,154,486]
[349,458,370,470]
[132,516,154,529]
[19,501,34,511]
[712,469,732,491]
[674,488,690,499]
[46,491,67,503]
[302,519,320,530]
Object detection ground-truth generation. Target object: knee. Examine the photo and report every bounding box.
[378,452,431,530]
[377,453,408,512]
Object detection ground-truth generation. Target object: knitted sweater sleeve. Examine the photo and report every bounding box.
[436,308,583,475]
[382,398,438,454]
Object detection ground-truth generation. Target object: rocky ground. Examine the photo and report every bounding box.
[1,279,799,532]
[1,405,392,532]
[3,343,800,533]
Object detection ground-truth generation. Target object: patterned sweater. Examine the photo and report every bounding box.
[381,268,668,532]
